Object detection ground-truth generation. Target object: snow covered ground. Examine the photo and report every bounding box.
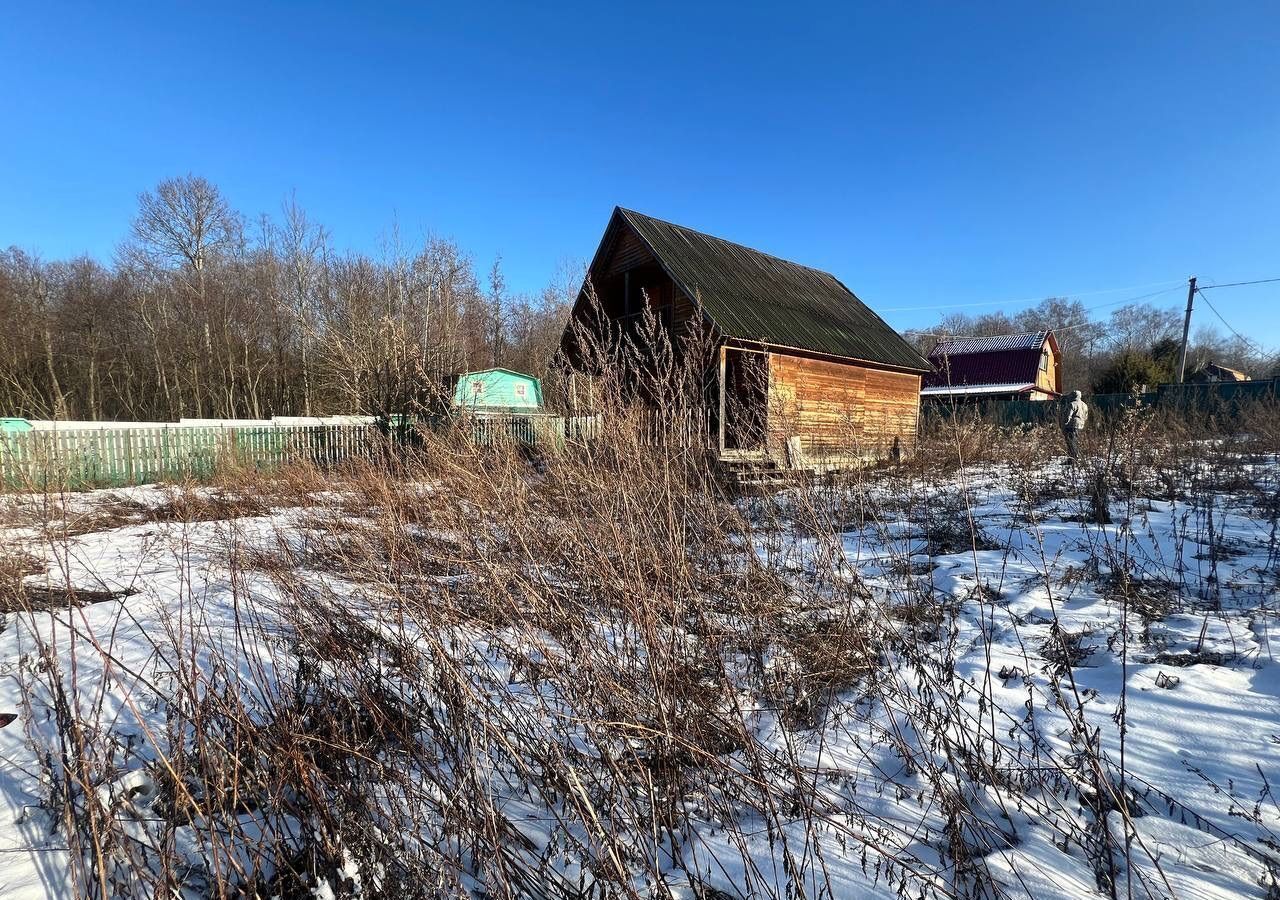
[0,449,1277,899]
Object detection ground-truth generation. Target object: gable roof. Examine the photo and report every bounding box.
[929,331,1051,357]
[589,208,929,372]
[924,331,1059,392]
[453,367,539,381]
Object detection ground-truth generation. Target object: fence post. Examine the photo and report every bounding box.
[122,430,134,484]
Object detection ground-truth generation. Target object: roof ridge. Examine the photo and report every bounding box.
[454,366,537,378]
[617,207,836,280]
[934,329,1048,342]
[930,331,1050,356]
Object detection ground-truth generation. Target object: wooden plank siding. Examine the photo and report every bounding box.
[1035,344,1061,395]
[670,288,703,331]
[767,353,921,460]
[575,230,704,353]
[603,228,653,277]
[594,221,701,329]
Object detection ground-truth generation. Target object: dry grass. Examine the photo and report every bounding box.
[3,329,1279,898]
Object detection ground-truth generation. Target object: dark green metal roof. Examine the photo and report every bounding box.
[616,208,930,372]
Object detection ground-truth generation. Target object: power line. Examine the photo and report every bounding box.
[1196,276,1280,290]
[878,278,1185,313]
[900,275,1279,363]
[1073,283,1187,315]
[1194,287,1270,356]
[901,283,1185,339]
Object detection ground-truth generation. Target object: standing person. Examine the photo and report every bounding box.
[1063,390,1088,460]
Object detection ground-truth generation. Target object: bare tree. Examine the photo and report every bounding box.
[276,195,330,415]
[128,175,240,278]
[487,257,507,368]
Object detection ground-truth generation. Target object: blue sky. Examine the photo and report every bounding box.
[2,2,1279,349]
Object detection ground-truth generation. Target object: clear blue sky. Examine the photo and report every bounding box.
[2,2,1278,349]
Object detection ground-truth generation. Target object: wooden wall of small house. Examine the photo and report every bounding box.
[768,353,921,457]
[1035,345,1061,395]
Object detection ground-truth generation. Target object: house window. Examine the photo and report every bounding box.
[1039,350,1050,373]
[514,383,527,399]
[471,381,486,399]
[623,272,638,316]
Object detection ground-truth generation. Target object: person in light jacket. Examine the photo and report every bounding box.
[1063,390,1088,460]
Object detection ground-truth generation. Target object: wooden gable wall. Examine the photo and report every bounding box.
[1033,338,1063,395]
[589,221,703,331]
[603,228,653,277]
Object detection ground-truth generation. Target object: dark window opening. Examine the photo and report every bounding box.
[722,349,768,451]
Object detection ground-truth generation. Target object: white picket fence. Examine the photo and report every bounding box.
[0,423,380,490]
[464,413,602,448]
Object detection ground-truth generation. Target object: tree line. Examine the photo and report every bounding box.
[906,295,1276,393]
[3,177,1275,423]
[0,176,577,421]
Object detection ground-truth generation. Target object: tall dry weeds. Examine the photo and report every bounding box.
[4,315,1279,898]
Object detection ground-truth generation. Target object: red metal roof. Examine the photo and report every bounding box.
[924,331,1058,392]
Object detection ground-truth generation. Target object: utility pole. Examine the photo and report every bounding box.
[1176,275,1197,383]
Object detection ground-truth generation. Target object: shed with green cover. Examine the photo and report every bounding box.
[450,368,543,412]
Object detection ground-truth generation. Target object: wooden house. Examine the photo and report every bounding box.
[1188,361,1249,384]
[559,208,930,463]
[449,368,543,412]
[921,331,1062,403]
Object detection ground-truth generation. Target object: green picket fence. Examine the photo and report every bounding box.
[0,414,607,490]
[0,424,380,490]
